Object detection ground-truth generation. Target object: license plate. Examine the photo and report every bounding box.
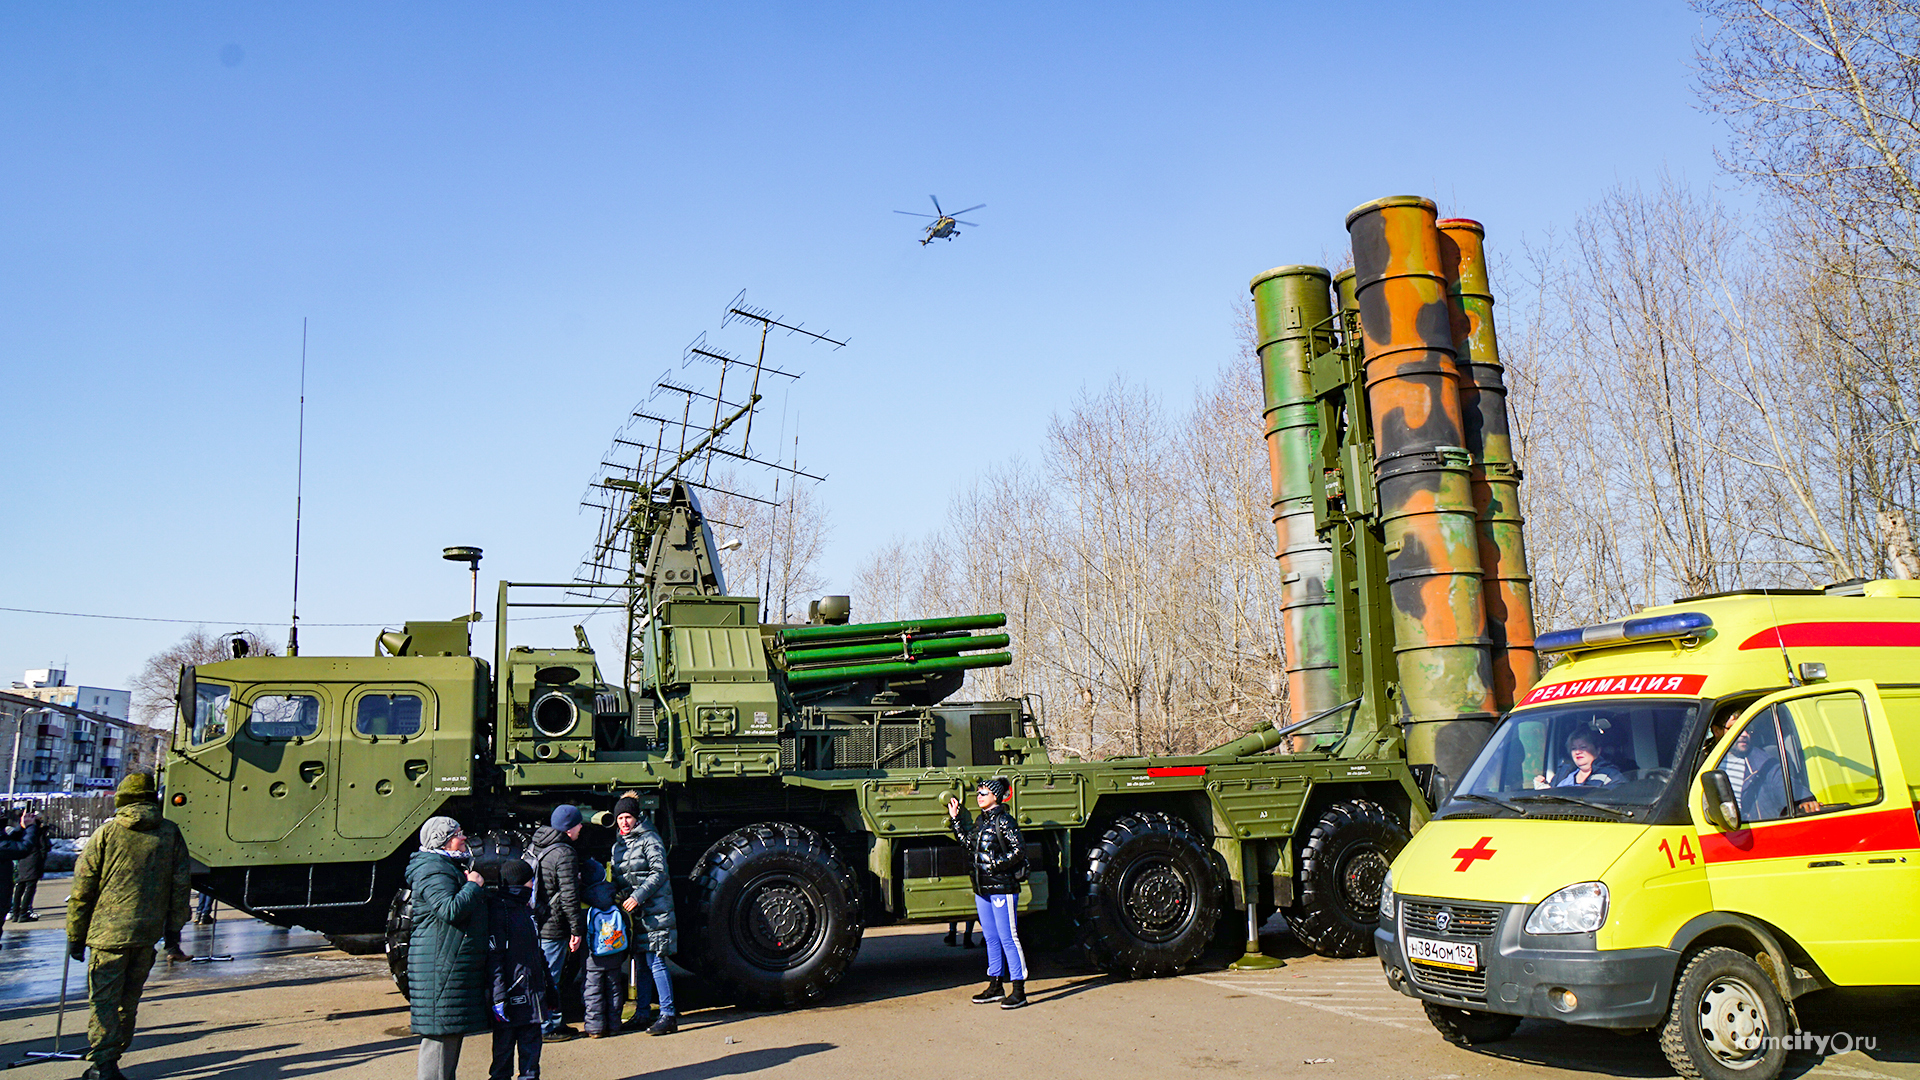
[1405,935,1478,970]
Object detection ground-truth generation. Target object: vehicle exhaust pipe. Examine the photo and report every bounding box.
[1345,195,1497,800]
[1438,218,1538,711]
[1250,265,1342,735]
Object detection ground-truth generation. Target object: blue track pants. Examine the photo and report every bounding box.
[974,893,1026,980]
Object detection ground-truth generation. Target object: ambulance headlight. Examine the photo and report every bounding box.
[1379,870,1396,924]
[1525,881,1609,934]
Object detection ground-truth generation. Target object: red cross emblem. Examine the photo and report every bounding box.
[1452,836,1497,871]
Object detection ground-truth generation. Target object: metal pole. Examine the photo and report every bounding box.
[1228,845,1283,971]
[192,899,233,963]
[7,947,85,1066]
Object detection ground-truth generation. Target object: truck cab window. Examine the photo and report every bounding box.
[248,693,320,739]
[190,683,232,746]
[356,693,423,737]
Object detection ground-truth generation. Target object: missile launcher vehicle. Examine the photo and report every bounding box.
[164,197,1534,1007]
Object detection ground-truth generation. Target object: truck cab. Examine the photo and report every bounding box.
[1376,581,1920,1080]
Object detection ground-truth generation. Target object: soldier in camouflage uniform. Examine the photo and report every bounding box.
[66,773,192,1080]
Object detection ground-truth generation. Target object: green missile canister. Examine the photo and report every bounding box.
[779,613,1007,646]
[784,633,1012,666]
[783,651,1014,686]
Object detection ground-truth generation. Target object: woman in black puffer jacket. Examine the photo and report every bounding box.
[406,816,490,1080]
[947,776,1030,1010]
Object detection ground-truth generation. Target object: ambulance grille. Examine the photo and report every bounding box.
[1402,901,1499,939]
[1410,961,1487,999]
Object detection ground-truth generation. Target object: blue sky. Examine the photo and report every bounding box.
[0,2,1726,695]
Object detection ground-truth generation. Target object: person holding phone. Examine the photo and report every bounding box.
[946,777,1030,1010]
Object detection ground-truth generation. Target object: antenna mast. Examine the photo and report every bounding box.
[288,318,308,657]
[570,292,844,692]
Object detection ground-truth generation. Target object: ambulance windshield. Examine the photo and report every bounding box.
[1450,699,1701,813]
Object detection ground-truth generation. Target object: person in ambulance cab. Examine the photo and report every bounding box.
[1534,730,1623,788]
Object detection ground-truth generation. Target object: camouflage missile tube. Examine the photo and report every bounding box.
[1438,219,1538,711]
[1345,196,1497,794]
[1251,265,1341,729]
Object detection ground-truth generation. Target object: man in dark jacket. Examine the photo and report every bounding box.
[407,816,489,1080]
[947,776,1029,1009]
[521,805,585,1040]
[67,774,190,1080]
[486,859,547,1080]
[3,808,45,926]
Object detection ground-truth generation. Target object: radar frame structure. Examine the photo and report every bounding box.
[573,292,847,692]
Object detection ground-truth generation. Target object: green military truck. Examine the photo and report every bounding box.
[165,480,1430,1007]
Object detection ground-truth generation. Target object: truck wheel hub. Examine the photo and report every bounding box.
[1696,977,1768,1065]
[1341,850,1387,914]
[1122,860,1192,938]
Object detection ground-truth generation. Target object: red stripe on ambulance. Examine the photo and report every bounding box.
[1698,805,1920,864]
[1518,673,1707,707]
[1736,621,1920,650]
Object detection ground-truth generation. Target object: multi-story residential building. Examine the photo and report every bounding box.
[2,670,166,795]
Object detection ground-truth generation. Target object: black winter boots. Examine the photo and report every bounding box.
[999,980,1028,1009]
[970,979,1005,1004]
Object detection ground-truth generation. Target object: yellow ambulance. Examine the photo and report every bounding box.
[1375,580,1920,1080]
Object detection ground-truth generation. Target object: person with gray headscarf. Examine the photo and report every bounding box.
[406,816,489,1080]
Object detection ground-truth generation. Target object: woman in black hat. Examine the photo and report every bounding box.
[946,776,1029,1009]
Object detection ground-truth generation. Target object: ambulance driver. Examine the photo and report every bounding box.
[1534,730,1623,788]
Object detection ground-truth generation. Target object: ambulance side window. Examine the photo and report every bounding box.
[1778,692,1880,815]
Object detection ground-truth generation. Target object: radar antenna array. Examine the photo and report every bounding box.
[572,294,844,692]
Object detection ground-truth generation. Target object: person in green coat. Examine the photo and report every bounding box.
[66,773,191,1080]
[407,816,489,1080]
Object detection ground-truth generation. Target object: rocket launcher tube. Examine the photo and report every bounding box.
[1251,265,1342,728]
[782,651,1013,686]
[1438,218,1539,710]
[783,633,1012,666]
[1346,195,1498,796]
[778,612,1006,645]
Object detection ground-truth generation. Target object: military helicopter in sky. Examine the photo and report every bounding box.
[895,195,984,245]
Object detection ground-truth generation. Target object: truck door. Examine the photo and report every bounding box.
[1693,682,1920,984]
[337,686,437,841]
[227,687,334,844]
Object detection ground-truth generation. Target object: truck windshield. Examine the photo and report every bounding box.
[1449,699,1701,815]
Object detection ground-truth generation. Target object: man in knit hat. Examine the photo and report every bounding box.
[67,772,192,1080]
[521,804,587,1041]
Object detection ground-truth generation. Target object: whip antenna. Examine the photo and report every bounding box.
[289,318,308,657]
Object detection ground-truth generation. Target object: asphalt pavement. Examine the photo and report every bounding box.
[1,879,1914,1080]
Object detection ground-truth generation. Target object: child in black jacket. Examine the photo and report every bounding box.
[487,859,549,1080]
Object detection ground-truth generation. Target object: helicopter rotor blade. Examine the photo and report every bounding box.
[894,210,937,217]
[930,195,943,215]
[950,204,986,216]
[953,220,980,227]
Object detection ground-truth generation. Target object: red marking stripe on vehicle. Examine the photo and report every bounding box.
[1518,673,1706,706]
[1736,621,1920,650]
[1145,766,1207,778]
[1698,805,1920,864]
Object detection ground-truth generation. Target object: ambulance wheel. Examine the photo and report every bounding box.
[1659,947,1789,1080]
[1078,811,1221,979]
[1423,1002,1521,1045]
[686,822,864,1009]
[1286,800,1408,958]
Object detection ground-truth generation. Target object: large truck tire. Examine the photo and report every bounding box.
[384,887,413,1000]
[1659,947,1789,1080]
[685,822,864,1008]
[1423,1002,1521,1045]
[1077,811,1221,979]
[1286,799,1407,959]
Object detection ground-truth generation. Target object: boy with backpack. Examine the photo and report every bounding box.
[486,859,549,1080]
[579,860,628,1037]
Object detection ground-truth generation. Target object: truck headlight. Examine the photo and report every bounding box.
[1379,870,1395,924]
[1525,881,1608,934]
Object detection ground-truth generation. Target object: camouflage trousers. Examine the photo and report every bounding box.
[86,945,156,1064]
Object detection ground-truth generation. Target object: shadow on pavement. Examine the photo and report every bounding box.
[620,1042,834,1080]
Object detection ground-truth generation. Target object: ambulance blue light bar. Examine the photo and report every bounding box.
[1536,612,1713,654]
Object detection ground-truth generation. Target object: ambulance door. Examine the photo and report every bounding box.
[1693,682,1920,983]
[336,685,437,841]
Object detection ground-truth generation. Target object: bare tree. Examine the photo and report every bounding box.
[129,628,277,726]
